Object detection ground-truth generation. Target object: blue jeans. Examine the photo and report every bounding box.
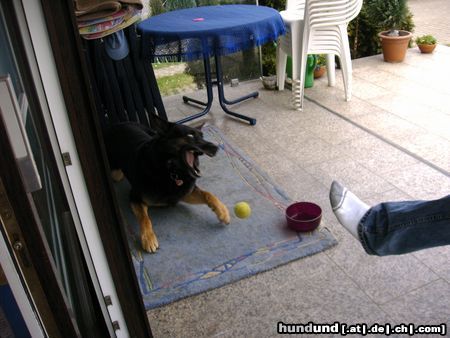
[358,195,450,256]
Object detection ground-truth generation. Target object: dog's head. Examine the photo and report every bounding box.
[152,117,218,179]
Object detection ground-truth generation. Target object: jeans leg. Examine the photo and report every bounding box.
[358,195,450,256]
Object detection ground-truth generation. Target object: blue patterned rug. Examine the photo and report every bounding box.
[114,125,337,309]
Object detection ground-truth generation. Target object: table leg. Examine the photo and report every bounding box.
[178,55,258,126]
[177,56,214,124]
[214,55,257,125]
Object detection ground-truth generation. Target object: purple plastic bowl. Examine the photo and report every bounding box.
[286,202,322,232]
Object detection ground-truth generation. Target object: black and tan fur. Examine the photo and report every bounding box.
[104,119,230,253]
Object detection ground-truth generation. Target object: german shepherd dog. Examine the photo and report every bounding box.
[104,118,230,253]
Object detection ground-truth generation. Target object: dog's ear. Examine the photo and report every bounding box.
[149,114,171,133]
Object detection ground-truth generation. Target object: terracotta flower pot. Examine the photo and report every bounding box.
[418,43,436,54]
[314,66,326,79]
[378,30,412,63]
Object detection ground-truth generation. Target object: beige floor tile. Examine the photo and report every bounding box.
[414,246,450,282]
[304,157,397,200]
[280,137,345,167]
[395,132,450,172]
[428,155,450,175]
[270,254,391,325]
[380,279,450,325]
[351,142,420,175]
[351,111,426,144]
[362,188,414,206]
[382,163,450,200]
[327,234,439,305]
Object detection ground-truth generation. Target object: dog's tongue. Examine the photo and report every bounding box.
[186,150,195,168]
[185,150,201,177]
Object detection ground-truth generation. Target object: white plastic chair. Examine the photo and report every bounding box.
[276,0,363,111]
[276,0,306,93]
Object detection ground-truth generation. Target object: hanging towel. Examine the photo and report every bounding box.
[77,7,128,28]
[75,0,142,21]
[80,9,141,40]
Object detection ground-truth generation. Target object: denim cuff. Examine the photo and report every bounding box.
[357,208,378,256]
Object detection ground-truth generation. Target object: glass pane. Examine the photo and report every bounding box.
[0,264,32,338]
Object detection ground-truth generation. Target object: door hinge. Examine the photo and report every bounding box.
[112,321,120,331]
[104,295,112,306]
[62,152,72,166]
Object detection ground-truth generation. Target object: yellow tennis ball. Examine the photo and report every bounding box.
[234,201,251,219]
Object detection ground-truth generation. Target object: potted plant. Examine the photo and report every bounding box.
[415,34,437,54]
[314,54,326,78]
[261,42,277,89]
[259,0,286,89]
[366,0,414,63]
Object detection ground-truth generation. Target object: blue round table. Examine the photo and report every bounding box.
[138,5,285,125]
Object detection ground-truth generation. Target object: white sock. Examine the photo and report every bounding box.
[329,181,370,239]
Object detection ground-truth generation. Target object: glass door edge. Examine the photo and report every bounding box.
[0,215,46,337]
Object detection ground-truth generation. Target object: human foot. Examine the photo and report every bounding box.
[329,181,370,239]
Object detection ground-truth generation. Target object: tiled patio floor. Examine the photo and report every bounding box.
[147,45,450,337]
[409,0,450,45]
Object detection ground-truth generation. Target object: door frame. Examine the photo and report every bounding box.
[37,0,153,337]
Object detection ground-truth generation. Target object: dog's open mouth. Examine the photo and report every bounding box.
[183,142,218,178]
[185,150,202,177]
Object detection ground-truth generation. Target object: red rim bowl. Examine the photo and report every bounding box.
[286,202,322,232]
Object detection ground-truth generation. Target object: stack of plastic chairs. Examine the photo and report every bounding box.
[276,0,306,101]
[276,0,363,111]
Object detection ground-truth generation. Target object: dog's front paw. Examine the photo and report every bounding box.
[215,201,230,225]
[141,230,159,253]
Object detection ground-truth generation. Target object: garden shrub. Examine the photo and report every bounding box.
[348,0,415,59]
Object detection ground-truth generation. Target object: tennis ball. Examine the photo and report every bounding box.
[234,201,251,219]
